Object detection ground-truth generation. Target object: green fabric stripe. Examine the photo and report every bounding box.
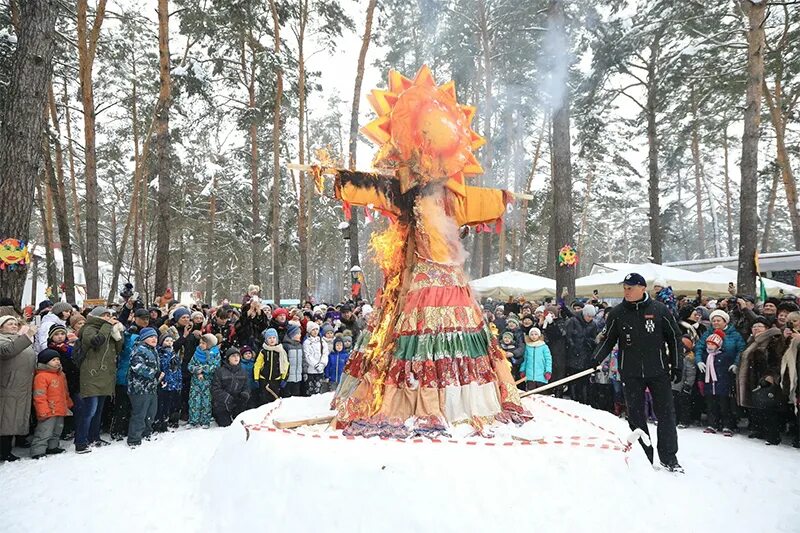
[394,330,490,361]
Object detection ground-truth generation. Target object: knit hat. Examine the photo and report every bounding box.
[138,327,158,342]
[240,345,254,357]
[47,324,67,341]
[343,335,353,345]
[37,348,61,365]
[158,331,175,345]
[321,324,335,337]
[333,337,345,351]
[361,304,374,316]
[69,313,86,329]
[225,347,240,359]
[287,323,301,339]
[172,307,191,321]
[306,322,320,334]
[528,327,542,338]
[89,306,111,317]
[37,300,54,313]
[583,304,598,318]
[693,306,710,321]
[191,311,205,322]
[0,315,17,329]
[752,316,774,328]
[51,302,72,316]
[706,329,725,349]
[709,309,730,325]
[134,308,150,319]
[272,307,288,320]
[263,328,279,341]
[501,331,514,341]
[201,333,218,347]
[506,317,520,328]
[653,278,666,288]
[534,305,545,315]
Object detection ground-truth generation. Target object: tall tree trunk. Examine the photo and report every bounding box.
[763,79,800,249]
[205,175,216,304]
[242,37,261,287]
[47,85,76,303]
[63,78,85,267]
[479,0,494,278]
[0,0,57,304]
[722,123,734,255]
[676,169,690,260]
[346,0,378,298]
[516,115,546,270]
[268,0,283,304]
[760,165,780,253]
[153,0,172,298]
[549,0,574,299]
[43,138,73,302]
[737,0,766,296]
[646,26,665,264]
[130,50,144,291]
[577,167,594,255]
[690,85,706,257]
[37,171,58,293]
[297,0,309,303]
[76,0,108,298]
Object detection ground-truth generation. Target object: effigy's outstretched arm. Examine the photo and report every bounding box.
[333,170,401,219]
[451,185,513,228]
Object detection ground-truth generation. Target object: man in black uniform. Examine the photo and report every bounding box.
[592,273,683,472]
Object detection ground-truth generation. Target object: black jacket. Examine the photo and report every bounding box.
[211,361,250,412]
[592,294,680,380]
[565,316,599,369]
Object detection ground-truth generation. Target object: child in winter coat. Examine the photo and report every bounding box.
[46,324,79,436]
[31,349,72,458]
[238,345,259,407]
[342,335,354,352]
[283,324,304,397]
[126,328,162,447]
[325,337,349,386]
[303,322,329,396]
[672,335,697,428]
[520,328,552,392]
[155,332,182,432]
[699,329,738,435]
[321,324,336,354]
[211,348,250,427]
[255,329,288,404]
[187,334,220,428]
[499,330,525,385]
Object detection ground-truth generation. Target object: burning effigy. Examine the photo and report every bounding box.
[312,66,531,435]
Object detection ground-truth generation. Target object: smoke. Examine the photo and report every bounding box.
[416,184,468,266]
[538,8,572,114]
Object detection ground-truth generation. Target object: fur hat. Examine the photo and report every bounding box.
[706,329,726,349]
[709,309,730,325]
[47,324,67,341]
[200,333,218,348]
[51,302,72,316]
[37,348,61,365]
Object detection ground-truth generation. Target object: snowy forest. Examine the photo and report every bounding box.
[0,0,797,306]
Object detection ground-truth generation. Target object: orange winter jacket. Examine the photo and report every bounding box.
[32,366,73,420]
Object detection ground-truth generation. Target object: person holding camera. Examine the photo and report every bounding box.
[592,273,683,472]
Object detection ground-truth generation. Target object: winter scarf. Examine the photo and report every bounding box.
[705,349,720,392]
[737,327,782,408]
[781,335,799,411]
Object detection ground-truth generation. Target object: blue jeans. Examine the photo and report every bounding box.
[75,395,107,446]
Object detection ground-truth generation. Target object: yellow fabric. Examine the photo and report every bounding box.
[335,180,400,217]
[451,186,506,226]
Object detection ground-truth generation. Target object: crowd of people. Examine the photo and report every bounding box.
[488,279,800,448]
[1,277,799,463]
[0,284,368,461]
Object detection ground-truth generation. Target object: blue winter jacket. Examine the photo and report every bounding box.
[127,342,160,395]
[158,347,182,391]
[520,341,552,383]
[694,323,745,395]
[325,349,350,384]
[239,356,259,390]
[116,330,139,386]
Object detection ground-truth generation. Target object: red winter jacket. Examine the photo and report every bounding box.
[32,366,73,420]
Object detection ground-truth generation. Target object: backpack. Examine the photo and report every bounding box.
[72,338,86,368]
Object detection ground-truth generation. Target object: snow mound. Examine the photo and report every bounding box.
[202,394,656,532]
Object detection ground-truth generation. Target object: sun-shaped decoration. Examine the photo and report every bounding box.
[360,65,485,196]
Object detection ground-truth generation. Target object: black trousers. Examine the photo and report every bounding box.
[110,385,131,438]
[672,390,692,426]
[705,394,733,430]
[567,367,589,405]
[750,408,782,443]
[623,373,678,465]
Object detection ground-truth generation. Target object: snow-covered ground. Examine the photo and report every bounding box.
[2,394,799,533]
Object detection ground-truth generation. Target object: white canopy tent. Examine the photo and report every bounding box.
[700,266,800,297]
[575,263,731,298]
[469,270,556,300]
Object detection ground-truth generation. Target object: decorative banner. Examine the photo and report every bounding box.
[558,244,579,267]
[45,286,53,299]
[0,238,30,271]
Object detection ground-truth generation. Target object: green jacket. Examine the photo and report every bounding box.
[79,316,123,397]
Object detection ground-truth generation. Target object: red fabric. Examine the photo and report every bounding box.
[364,207,374,223]
[495,218,503,234]
[385,355,496,389]
[32,368,73,420]
[402,285,474,312]
[343,201,352,221]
